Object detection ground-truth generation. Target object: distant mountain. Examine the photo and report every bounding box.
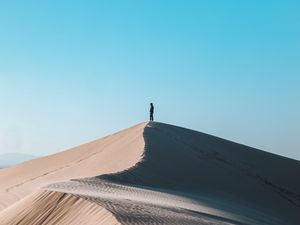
[0,153,35,168]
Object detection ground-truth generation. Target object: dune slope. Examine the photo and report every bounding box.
[0,122,299,225]
[0,190,120,225]
[0,122,146,211]
[48,122,300,225]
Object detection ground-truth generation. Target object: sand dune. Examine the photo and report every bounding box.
[0,122,145,211]
[0,122,299,224]
[0,191,120,225]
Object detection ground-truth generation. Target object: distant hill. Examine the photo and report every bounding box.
[0,153,35,168]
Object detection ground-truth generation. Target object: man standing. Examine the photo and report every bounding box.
[150,103,154,121]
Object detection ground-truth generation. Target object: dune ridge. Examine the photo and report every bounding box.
[0,122,146,224]
[42,122,300,225]
[0,122,299,224]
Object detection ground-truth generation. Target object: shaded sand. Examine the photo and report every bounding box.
[0,122,146,210]
[0,122,300,224]
[42,122,300,225]
[46,179,259,225]
[0,191,120,225]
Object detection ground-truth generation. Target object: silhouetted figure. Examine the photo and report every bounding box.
[150,103,154,121]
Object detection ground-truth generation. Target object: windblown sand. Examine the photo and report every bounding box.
[0,122,299,225]
[0,191,120,225]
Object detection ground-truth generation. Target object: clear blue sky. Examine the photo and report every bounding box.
[0,1,299,159]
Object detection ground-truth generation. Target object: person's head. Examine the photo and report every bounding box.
[150,103,153,106]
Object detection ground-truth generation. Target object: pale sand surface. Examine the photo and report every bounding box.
[0,122,299,224]
[44,122,300,225]
[0,191,120,225]
[0,122,146,210]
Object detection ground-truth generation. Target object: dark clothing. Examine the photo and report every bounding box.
[150,106,154,114]
[150,105,154,121]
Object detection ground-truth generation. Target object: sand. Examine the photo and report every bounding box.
[0,191,120,225]
[0,122,299,224]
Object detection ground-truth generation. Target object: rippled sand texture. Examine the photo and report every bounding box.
[0,191,120,225]
[0,123,145,224]
[0,122,299,225]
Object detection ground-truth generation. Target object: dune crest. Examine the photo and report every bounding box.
[0,122,300,225]
[0,122,146,211]
[44,122,300,225]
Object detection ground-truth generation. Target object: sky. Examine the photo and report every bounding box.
[0,0,299,160]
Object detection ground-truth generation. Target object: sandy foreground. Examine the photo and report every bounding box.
[0,122,299,224]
